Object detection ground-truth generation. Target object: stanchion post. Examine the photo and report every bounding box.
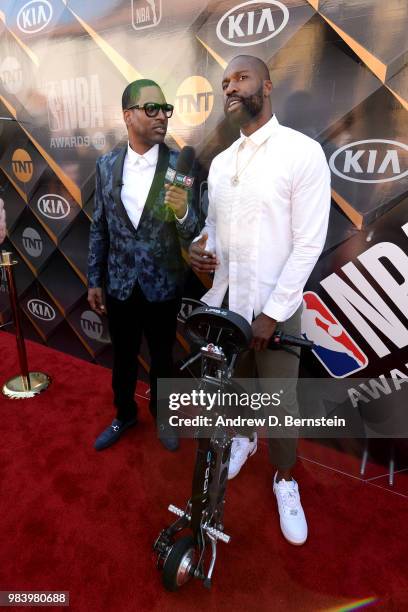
[1,250,51,399]
[2,251,30,390]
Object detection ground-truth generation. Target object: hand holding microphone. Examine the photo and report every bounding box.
[165,146,195,220]
[164,184,188,219]
[167,146,219,272]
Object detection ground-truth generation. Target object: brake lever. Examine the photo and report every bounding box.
[180,351,202,371]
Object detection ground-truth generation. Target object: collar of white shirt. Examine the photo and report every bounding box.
[126,142,159,167]
[238,113,279,148]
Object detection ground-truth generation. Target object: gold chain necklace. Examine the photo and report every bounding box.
[231,140,265,186]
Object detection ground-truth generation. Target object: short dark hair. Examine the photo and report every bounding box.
[231,55,271,81]
[122,79,162,110]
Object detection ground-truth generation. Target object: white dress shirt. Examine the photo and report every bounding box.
[121,143,159,230]
[201,115,331,323]
[121,142,189,227]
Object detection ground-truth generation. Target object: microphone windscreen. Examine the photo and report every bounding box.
[175,146,195,176]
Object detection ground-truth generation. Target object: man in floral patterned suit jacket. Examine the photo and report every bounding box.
[88,79,197,452]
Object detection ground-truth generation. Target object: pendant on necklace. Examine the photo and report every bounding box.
[231,175,239,186]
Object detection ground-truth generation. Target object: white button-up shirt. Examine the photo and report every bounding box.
[121,142,189,226]
[121,143,159,230]
[201,115,331,323]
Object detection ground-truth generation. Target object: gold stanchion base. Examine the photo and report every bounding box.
[2,372,51,399]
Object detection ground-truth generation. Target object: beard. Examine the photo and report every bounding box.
[226,84,264,126]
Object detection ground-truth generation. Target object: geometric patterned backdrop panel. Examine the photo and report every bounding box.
[0,0,407,384]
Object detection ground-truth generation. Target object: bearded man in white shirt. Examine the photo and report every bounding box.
[189,55,331,546]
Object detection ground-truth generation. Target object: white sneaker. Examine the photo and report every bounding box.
[228,435,257,479]
[273,473,308,545]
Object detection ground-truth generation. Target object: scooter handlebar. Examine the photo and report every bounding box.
[268,331,314,350]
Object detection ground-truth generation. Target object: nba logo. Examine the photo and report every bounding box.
[132,0,162,30]
[302,291,368,378]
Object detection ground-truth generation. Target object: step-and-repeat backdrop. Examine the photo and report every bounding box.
[0,0,407,389]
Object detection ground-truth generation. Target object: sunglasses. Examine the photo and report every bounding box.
[127,102,174,118]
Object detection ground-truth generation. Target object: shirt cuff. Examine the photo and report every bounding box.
[262,296,301,323]
[175,204,189,224]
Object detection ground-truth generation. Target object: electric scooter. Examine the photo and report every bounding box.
[154,306,313,591]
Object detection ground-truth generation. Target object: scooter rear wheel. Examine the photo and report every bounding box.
[162,535,195,591]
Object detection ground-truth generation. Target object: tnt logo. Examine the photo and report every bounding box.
[80,310,103,341]
[329,139,408,184]
[22,227,43,257]
[175,76,214,127]
[131,0,161,30]
[0,56,23,95]
[216,0,289,47]
[12,149,33,183]
[17,0,53,34]
[302,291,368,378]
[177,298,203,324]
[37,194,70,220]
[27,298,55,321]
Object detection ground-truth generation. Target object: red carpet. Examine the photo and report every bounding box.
[0,331,407,611]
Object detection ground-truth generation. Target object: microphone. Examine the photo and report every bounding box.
[165,146,195,189]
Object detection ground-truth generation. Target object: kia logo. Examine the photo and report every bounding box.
[37,194,70,220]
[27,299,56,321]
[329,139,408,184]
[17,0,53,34]
[216,0,289,47]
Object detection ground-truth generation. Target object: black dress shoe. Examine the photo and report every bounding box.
[158,423,179,452]
[94,417,137,451]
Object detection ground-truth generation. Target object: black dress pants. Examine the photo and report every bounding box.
[106,283,181,422]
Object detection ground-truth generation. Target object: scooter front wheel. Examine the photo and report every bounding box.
[162,535,196,591]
